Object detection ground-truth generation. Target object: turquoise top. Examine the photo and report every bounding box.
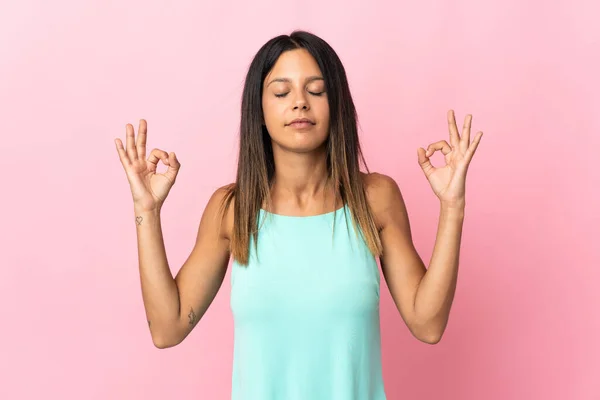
[230,205,387,399]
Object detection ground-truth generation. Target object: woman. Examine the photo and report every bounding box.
[115,30,483,399]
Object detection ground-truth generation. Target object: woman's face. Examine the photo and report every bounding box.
[262,48,330,153]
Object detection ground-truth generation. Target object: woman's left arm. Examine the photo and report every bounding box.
[412,202,465,343]
[375,110,483,344]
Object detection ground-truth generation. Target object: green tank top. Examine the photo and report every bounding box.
[230,204,387,399]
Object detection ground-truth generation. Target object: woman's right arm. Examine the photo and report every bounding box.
[136,186,232,349]
[115,120,232,348]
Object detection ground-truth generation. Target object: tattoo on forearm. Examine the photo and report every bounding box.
[148,320,151,328]
[188,307,197,326]
[136,216,143,225]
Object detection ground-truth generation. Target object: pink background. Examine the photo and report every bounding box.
[1,0,598,399]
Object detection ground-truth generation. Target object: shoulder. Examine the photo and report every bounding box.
[204,183,236,240]
[360,172,406,230]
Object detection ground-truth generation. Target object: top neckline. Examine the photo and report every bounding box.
[259,204,347,219]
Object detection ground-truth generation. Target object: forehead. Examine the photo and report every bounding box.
[265,48,323,82]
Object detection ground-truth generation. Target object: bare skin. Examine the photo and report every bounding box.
[261,48,336,215]
[115,47,482,346]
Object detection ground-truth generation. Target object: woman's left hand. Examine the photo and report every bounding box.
[417,110,483,208]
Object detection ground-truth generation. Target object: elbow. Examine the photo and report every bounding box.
[411,319,444,345]
[151,330,182,349]
[150,315,190,349]
[152,337,175,349]
[419,332,442,345]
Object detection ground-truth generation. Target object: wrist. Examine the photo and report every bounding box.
[133,205,162,216]
[133,206,161,228]
[440,201,465,217]
[440,198,465,209]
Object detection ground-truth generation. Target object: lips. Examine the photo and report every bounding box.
[287,118,315,125]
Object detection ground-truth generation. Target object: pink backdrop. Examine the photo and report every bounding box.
[1,0,598,399]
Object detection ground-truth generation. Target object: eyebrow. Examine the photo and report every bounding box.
[266,76,324,87]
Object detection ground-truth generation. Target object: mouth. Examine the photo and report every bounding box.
[286,118,315,128]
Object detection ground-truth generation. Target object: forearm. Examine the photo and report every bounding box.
[414,203,465,340]
[134,206,181,345]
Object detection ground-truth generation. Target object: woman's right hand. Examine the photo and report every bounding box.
[115,119,181,212]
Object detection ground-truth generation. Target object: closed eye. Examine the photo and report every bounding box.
[274,91,325,98]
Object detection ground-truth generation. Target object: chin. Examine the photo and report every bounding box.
[273,135,328,154]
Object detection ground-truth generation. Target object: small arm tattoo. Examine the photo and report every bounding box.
[136,216,143,225]
[148,320,151,328]
[188,307,197,326]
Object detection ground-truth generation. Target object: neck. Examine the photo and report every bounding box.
[269,144,334,208]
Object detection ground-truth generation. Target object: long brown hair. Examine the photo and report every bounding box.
[220,30,383,266]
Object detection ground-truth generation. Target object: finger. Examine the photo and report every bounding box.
[163,152,181,182]
[464,131,483,163]
[137,119,147,160]
[125,124,138,161]
[461,114,472,152]
[425,140,452,157]
[147,148,170,166]
[447,110,460,149]
[417,147,436,177]
[114,138,131,167]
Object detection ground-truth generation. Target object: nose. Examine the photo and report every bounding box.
[293,93,310,111]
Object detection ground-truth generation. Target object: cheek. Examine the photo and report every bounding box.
[315,97,329,115]
[317,103,330,131]
[262,99,285,124]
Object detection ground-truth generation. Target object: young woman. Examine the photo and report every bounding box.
[115,30,483,399]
